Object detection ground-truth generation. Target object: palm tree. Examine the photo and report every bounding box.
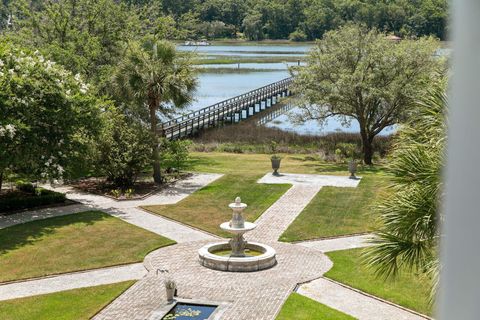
[365,83,446,299]
[112,40,197,183]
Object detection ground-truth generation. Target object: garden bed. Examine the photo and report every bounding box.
[0,188,69,214]
[70,173,192,201]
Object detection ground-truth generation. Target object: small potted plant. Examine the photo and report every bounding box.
[346,145,358,179]
[348,159,357,179]
[164,278,176,303]
[270,141,281,176]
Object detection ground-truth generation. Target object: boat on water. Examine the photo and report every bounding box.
[183,39,211,46]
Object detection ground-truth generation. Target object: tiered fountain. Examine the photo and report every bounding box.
[198,197,277,272]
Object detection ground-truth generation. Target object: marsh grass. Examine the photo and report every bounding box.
[193,122,393,159]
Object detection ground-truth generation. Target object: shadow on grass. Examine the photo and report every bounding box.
[185,156,220,170]
[0,211,106,255]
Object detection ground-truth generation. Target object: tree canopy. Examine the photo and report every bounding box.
[0,43,103,188]
[2,0,448,41]
[292,24,441,164]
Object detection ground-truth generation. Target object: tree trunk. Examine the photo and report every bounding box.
[0,171,3,193]
[361,134,374,165]
[150,105,162,184]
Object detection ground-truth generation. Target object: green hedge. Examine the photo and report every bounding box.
[0,188,67,213]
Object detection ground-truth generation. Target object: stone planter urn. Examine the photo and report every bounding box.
[271,156,281,176]
[348,160,357,179]
[164,279,176,303]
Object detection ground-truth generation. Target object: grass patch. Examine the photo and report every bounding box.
[146,152,387,238]
[0,211,174,282]
[0,281,134,320]
[280,175,390,241]
[187,152,387,176]
[276,293,355,320]
[325,248,432,316]
[143,174,290,237]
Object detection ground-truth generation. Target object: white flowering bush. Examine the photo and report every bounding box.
[0,44,103,189]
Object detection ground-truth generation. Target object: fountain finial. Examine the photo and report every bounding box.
[235,197,241,205]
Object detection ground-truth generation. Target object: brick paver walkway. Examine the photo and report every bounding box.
[0,173,221,243]
[246,184,321,242]
[94,241,332,320]
[95,173,362,320]
[0,264,146,301]
[247,173,360,242]
[298,278,428,320]
[1,171,425,320]
[298,234,374,252]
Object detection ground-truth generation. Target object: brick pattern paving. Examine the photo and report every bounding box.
[298,278,428,320]
[0,204,89,230]
[94,241,332,320]
[297,234,374,252]
[94,173,364,320]
[0,264,146,301]
[1,171,422,320]
[1,173,221,243]
[246,184,322,242]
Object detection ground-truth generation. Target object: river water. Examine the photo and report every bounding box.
[178,43,396,136]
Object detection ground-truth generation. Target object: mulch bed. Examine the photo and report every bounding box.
[70,173,192,201]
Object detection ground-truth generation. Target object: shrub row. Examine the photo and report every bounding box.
[0,188,67,213]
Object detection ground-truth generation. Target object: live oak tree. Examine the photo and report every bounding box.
[292,24,440,164]
[111,40,197,184]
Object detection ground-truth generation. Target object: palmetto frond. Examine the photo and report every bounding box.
[111,40,198,120]
[365,83,446,299]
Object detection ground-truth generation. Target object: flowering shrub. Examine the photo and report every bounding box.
[0,43,103,188]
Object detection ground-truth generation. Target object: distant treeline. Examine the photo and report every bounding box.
[1,0,447,41]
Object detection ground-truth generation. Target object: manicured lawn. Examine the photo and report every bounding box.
[144,174,290,237]
[145,152,387,237]
[0,281,134,320]
[325,248,432,316]
[0,211,174,282]
[280,175,390,241]
[276,293,355,320]
[188,152,381,176]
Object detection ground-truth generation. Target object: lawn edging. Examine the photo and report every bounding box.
[138,206,222,239]
[321,277,433,320]
[89,281,137,319]
[285,232,372,244]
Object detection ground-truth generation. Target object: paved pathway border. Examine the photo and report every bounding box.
[297,234,374,253]
[297,277,429,320]
[95,173,363,319]
[248,173,361,243]
[0,171,426,320]
[0,173,222,244]
[0,264,146,301]
[94,240,332,320]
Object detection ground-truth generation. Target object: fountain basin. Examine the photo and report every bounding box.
[198,242,276,272]
[220,222,256,234]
